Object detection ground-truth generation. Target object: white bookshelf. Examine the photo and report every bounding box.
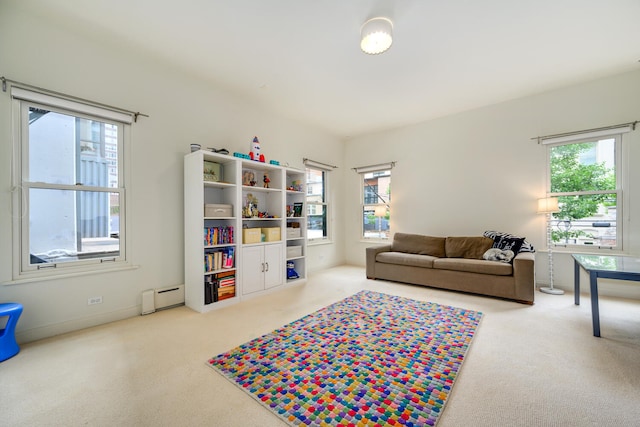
[184,151,307,312]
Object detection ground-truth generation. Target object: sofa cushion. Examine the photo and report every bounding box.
[391,233,446,257]
[492,235,525,254]
[376,252,437,268]
[433,258,513,276]
[445,236,494,259]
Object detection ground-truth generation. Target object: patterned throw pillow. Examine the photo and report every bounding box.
[483,230,535,253]
[493,236,525,254]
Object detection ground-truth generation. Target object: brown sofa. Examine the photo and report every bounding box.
[366,233,535,304]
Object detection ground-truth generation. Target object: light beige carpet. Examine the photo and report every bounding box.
[1,265,639,426]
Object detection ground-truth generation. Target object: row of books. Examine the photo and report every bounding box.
[204,226,234,246]
[204,247,235,272]
[204,271,236,304]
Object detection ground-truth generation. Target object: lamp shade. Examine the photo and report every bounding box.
[537,197,560,214]
[360,17,393,55]
[374,206,387,217]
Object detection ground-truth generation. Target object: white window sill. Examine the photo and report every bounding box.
[360,239,390,244]
[2,263,140,286]
[308,239,333,246]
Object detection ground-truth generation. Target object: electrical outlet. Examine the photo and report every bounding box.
[88,296,103,305]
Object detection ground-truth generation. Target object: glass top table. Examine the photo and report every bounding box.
[572,254,640,337]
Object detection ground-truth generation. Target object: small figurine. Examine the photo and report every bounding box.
[245,193,258,218]
[287,261,299,279]
[263,173,270,188]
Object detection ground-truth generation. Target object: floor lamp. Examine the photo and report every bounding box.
[538,197,564,295]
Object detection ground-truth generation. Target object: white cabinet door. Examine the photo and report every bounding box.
[242,246,265,295]
[264,244,282,289]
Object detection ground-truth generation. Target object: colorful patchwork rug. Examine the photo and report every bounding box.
[207,290,482,426]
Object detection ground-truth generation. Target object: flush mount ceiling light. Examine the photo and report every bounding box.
[360,17,393,55]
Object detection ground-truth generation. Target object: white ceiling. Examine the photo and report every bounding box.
[31,0,640,138]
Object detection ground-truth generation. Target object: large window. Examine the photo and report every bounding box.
[359,167,391,240]
[11,87,131,279]
[547,135,621,249]
[305,166,330,242]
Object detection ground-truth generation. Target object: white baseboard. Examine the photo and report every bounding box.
[16,305,140,344]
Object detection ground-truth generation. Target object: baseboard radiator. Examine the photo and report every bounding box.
[141,285,185,315]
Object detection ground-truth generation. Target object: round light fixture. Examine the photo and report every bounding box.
[360,17,393,55]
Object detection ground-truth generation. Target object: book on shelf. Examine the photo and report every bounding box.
[204,271,236,304]
[204,226,234,246]
[204,247,235,272]
[216,269,235,278]
[204,276,216,304]
[218,285,235,300]
[218,278,235,288]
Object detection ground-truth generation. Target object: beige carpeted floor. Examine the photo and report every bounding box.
[2,265,639,426]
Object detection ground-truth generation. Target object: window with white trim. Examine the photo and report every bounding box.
[547,135,621,249]
[356,164,392,240]
[305,165,330,242]
[10,87,131,279]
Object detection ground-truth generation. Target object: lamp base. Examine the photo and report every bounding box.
[540,286,565,295]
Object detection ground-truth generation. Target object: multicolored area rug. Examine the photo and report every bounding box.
[207,290,482,426]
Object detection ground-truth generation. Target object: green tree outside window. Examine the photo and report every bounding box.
[549,141,616,244]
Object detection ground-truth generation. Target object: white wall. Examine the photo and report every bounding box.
[2,3,639,344]
[0,4,344,342]
[345,70,640,299]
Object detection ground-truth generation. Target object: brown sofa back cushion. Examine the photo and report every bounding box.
[391,233,446,257]
[445,236,494,259]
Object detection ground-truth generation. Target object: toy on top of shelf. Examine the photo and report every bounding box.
[207,147,229,155]
[249,136,266,162]
[263,173,270,188]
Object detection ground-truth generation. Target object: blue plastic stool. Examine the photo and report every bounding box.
[0,303,23,362]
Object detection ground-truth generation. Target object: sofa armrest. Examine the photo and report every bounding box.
[366,244,392,279]
[512,251,536,303]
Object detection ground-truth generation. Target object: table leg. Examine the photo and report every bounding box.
[589,271,601,337]
[574,260,580,305]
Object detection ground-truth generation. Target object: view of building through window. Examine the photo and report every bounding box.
[362,169,390,239]
[26,106,121,266]
[306,167,328,241]
[548,136,619,248]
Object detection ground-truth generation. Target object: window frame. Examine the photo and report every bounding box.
[305,165,331,244]
[359,168,391,241]
[546,134,622,251]
[10,89,132,281]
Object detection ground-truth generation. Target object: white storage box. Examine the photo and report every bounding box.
[262,227,281,242]
[287,246,302,258]
[205,204,232,217]
[243,228,261,244]
[286,228,301,239]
